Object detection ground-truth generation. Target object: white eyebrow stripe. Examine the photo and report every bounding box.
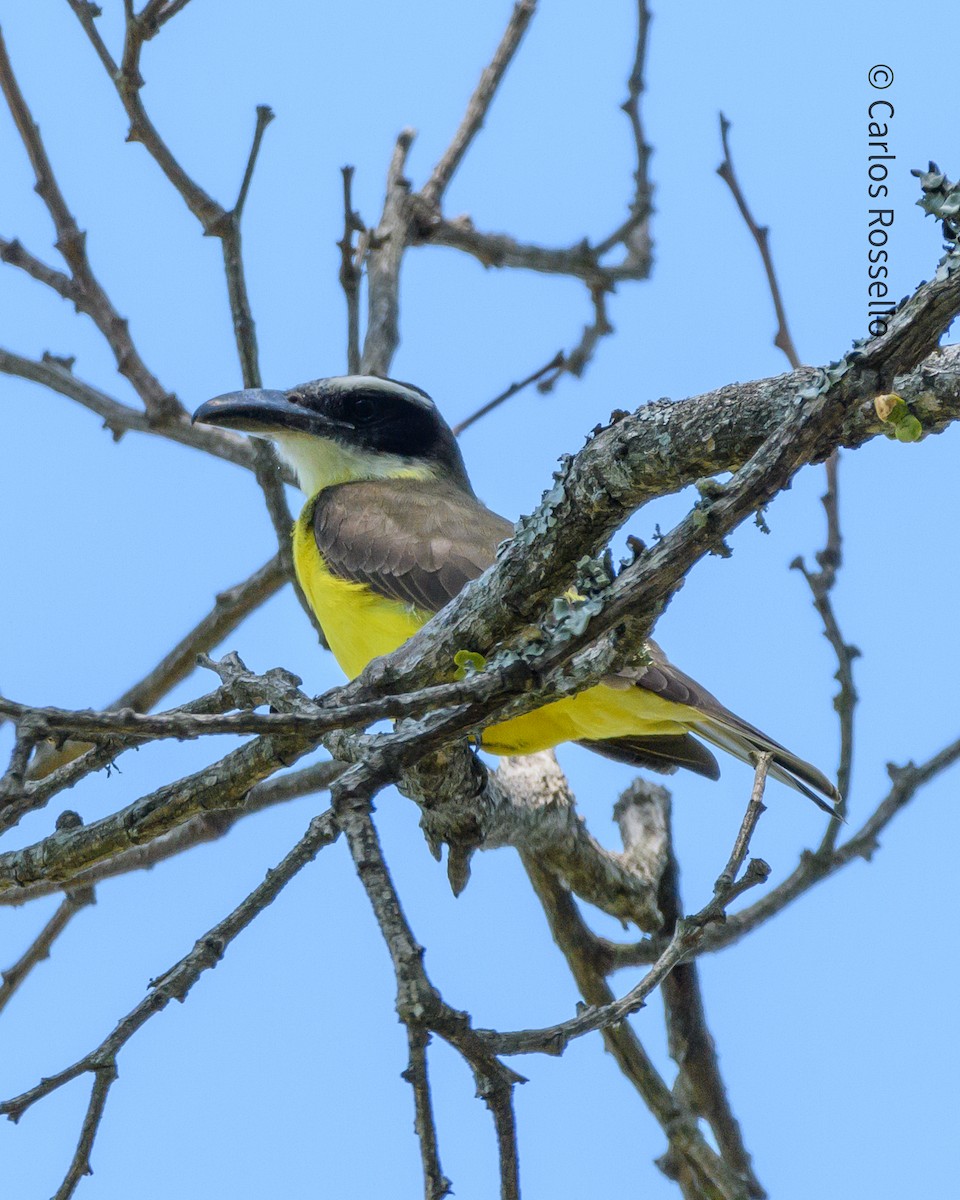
[301,375,437,412]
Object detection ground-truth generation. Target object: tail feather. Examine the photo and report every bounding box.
[579,733,721,780]
[692,717,842,816]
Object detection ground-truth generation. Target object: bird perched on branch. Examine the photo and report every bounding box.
[194,375,840,812]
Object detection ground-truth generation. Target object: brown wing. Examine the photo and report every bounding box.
[312,477,515,613]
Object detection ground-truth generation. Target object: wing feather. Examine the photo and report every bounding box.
[312,478,514,613]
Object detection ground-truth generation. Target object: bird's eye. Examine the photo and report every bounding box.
[351,396,375,422]
[288,392,307,407]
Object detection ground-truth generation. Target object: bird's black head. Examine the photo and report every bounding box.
[192,375,473,496]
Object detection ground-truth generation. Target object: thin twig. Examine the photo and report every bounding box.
[403,1025,452,1200]
[595,0,654,270]
[713,754,769,896]
[138,0,193,36]
[0,809,340,1132]
[338,165,364,375]
[716,113,855,836]
[520,854,750,1200]
[53,1062,117,1200]
[687,732,960,958]
[0,25,179,421]
[717,113,801,371]
[0,236,78,301]
[235,105,274,221]
[421,0,538,206]
[361,129,415,375]
[0,888,95,1012]
[452,351,564,435]
[792,453,859,845]
[0,347,270,473]
[489,795,772,1060]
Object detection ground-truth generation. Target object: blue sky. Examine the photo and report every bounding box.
[2,2,958,1197]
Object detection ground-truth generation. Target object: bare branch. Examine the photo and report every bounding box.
[452,351,564,436]
[138,0,193,35]
[715,120,857,833]
[235,105,275,222]
[649,782,766,1199]
[0,25,179,420]
[403,1025,453,1200]
[65,0,221,229]
[487,851,771,1058]
[0,887,94,1012]
[519,853,750,1200]
[792,453,859,840]
[0,236,78,301]
[361,129,416,375]
[333,787,524,1200]
[421,0,538,206]
[595,0,654,270]
[0,806,341,1191]
[53,1063,116,1200]
[689,732,960,957]
[556,284,614,382]
[717,114,802,371]
[714,755,770,895]
[0,347,271,472]
[338,165,364,375]
[0,760,341,907]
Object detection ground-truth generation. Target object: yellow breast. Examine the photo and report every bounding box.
[293,507,427,681]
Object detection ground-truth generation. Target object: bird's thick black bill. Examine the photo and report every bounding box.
[192,388,342,436]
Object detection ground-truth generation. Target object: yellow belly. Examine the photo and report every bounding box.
[293,509,694,753]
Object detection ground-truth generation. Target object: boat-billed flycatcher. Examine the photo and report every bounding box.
[193,375,839,812]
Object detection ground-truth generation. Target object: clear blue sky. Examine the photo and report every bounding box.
[2,2,958,1197]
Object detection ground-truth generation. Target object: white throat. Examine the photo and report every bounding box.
[272,432,435,496]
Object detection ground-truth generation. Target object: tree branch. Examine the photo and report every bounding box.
[0,808,341,1196]
[403,1024,452,1200]
[0,886,95,1012]
[361,129,415,375]
[0,760,341,907]
[333,784,524,1200]
[0,24,179,421]
[518,851,752,1200]
[717,113,801,371]
[338,165,364,375]
[421,0,538,207]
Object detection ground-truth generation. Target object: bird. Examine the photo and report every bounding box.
[193,375,840,813]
